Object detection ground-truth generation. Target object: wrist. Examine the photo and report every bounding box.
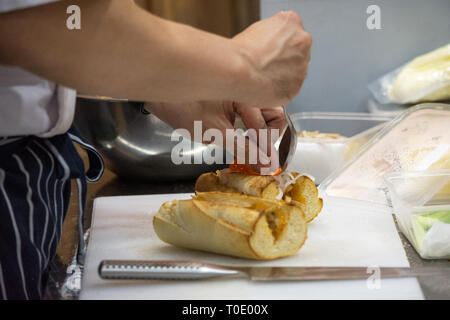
[229,40,269,107]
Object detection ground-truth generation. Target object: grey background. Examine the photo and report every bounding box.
[261,0,450,113]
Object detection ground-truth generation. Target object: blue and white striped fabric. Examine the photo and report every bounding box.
[0,127,103,299]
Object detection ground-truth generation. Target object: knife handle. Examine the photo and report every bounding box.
[98,260,244,280]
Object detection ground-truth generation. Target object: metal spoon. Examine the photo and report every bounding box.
[277,111,298,171]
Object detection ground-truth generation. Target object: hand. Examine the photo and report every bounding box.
[234,103,286,174]
[232,11,312,108]
[146,102,286,174]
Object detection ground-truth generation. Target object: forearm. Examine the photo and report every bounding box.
[0,0,253,103]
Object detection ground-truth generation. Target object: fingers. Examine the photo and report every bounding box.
[153,100,282,175]
[235,104,286,137]
[261,106,286,131]
[259,106,286,174]
[234,103,282,175]
[234,103,268,130]
[235,104,271,151]
[234,103,271,153]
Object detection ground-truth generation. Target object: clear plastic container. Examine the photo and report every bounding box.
[366,98,411,118]
[383,170,450,259]
[320,103,450,204]
[286,112,391,184]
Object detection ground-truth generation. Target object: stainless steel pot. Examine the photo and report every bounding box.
[74,95,226,181]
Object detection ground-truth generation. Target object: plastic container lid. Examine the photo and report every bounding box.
[366,98,411,118]
[287,112,391,184]
[320,103,450,206]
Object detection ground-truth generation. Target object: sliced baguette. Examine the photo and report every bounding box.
[195,171,323,222]
[153,192,307,260]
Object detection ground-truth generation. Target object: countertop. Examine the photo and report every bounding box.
[43,148,450,300]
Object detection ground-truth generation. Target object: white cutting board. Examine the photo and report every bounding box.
[80,193,424,300]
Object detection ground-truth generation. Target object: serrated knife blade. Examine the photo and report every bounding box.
[98,260,449,281]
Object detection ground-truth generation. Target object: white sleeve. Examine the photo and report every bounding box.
[0,0,60,13]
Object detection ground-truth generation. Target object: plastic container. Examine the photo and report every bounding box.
[366,98,411,118]
[383,170,450,259]
[320,103,450,204]
[286,112,391,184]
[368,43,450,105]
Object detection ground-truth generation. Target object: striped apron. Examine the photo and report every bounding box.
[0,126,103,300]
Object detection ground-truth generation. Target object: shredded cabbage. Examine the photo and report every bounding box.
[273,171,315,200]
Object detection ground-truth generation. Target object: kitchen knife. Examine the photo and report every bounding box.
[98,260,449,281]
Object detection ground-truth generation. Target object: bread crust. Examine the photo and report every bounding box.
[153,192,307,260]
[195,171,323,222]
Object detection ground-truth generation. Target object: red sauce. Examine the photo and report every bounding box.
[229,160,282,176]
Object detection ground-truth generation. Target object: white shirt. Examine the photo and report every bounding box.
[0,0,76,137]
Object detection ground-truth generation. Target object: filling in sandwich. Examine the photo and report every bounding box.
[272,171,315,200]
[195,192,289,241]
[224,163,315,202]
[264,210,287,240]
[195,168,322,223]
[229,161,282,176]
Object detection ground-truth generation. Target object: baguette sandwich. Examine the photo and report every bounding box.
[195,170,323,222]
[153,192,307,260]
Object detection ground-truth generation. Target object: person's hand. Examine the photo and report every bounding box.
[233,103,286,174]
[232,11,312,108]
[146,101,286,174]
